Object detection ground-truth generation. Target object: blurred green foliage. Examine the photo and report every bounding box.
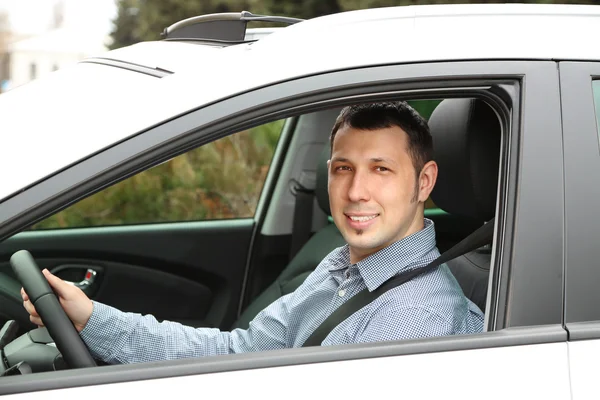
[31,121,284,229]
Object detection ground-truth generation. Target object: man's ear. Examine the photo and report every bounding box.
[418,160,438,203]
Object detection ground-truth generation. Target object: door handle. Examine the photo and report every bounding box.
[50,265,102,296]
[64,268,98,291]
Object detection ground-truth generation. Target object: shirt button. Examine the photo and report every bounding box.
[338,289,346,297]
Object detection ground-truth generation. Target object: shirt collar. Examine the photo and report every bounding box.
[328,218,437,292]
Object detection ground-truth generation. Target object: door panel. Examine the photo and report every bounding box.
[52,259,212,325]
[568,333,600,400]
[0,219,254,333]
[559,61,600,324]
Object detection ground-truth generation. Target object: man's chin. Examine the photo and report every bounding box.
[345,236,383,253]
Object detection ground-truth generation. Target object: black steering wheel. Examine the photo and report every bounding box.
[10,250,96,369]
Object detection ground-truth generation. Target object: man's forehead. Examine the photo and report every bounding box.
[331,125,410,158]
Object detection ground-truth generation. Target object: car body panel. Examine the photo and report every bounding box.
[568,338,600,400]
[0,62,185,203]
[558,61,600,324]
[559,61,600,400]
[2,340,571,399]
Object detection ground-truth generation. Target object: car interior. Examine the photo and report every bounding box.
[0,95,503,374]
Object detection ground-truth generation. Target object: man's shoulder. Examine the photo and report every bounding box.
[372,266,469,319]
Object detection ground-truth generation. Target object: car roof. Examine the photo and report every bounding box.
[117,3,600,73]
[1,3,599,203]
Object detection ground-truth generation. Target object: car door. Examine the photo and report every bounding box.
[559,61,600,399]
[0,60,572,398]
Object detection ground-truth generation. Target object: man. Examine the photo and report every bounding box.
[22,101,484,364]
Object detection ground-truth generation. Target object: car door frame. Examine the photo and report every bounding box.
[558,61,600,399]
[0,59,568,396]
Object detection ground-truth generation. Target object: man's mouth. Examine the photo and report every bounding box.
[346,214,379,222]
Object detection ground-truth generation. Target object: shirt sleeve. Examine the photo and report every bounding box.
[80,294,293,364]
[355,306,453,344]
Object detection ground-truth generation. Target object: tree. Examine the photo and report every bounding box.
[254,0,341,19]
[110,0,250,49]
[109,0,142,50]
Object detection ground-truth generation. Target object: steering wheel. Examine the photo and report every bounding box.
[10,250,96,368]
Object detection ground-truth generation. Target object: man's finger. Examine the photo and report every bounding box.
[23,300,39,318]
[29,315,43,326]
[42,269,69,297]
[21,287,29,302]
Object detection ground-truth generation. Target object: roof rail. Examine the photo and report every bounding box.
[161,11,303,42]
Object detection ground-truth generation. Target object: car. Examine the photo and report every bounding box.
[0,3,599,398]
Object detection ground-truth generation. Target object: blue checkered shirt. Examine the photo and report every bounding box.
[80,218,484,364]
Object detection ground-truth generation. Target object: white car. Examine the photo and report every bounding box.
[0,4,599,398]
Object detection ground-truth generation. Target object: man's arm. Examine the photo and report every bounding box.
[355,306,453,343]
[80,298,291,364]
[22,269,293,364]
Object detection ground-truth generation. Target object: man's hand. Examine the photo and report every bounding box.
[21,269,94,333]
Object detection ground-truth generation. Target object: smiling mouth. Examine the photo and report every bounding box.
[346,214,379,222]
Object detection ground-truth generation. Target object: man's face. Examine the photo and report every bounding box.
[328,125,430,263]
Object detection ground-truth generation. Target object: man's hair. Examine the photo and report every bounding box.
[330,101,433,176]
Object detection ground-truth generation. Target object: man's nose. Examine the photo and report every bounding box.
[347,170,370,202]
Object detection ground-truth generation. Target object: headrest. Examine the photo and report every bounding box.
[429,99,501,222]
[316,142,331,215]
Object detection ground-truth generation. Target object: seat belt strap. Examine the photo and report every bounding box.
[302,218,495,347]
[289,184,315,261]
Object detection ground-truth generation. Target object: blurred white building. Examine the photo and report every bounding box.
[7,27,108,88]
[2,0,112,90]
[0,11,11,92]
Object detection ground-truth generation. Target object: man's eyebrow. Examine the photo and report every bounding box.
[330,157,349,163]
[370,157,397,165]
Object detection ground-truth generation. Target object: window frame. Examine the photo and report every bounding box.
[559,61,600,336]
[0,60,566,394]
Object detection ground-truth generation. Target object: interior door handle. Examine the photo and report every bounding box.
[64,268,98,291]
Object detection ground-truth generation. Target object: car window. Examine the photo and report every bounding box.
[30,120,285,230]
[593,80,600,135]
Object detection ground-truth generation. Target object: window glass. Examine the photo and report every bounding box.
[31,120,285,230]
[593,80,600,137]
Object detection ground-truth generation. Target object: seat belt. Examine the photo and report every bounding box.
[289,180,315,261]
[302,218,495,347]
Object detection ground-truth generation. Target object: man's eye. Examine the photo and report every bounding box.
[335,166,351,171]
[375,166,389,172]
